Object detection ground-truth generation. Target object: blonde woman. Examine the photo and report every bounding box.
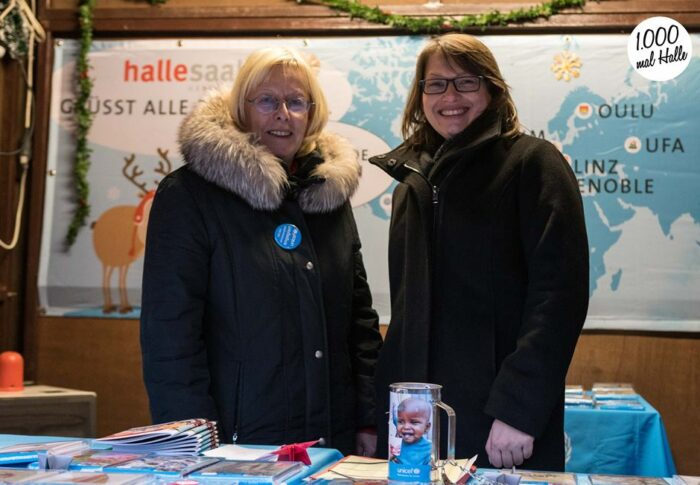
[141,47,382,456]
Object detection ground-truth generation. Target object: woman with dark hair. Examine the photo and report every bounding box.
[141,47,382,456]
[371,34,589,470]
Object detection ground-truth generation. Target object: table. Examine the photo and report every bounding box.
[564,396,676,477]
[0,385,96,438]
[0,434,342,484]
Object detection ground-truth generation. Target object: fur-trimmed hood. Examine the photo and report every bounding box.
[178,88,360,213]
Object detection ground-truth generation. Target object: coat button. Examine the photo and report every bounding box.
[314,350,323,359]
[318,437,326,446]
[305,261,314,270]
[387,158,397,167]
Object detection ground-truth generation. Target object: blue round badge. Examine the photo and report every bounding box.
[274,224,302,250]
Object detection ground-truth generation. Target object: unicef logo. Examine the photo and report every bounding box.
[564,431,572,464]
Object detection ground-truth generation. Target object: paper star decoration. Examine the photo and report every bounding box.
[271,440,319,466]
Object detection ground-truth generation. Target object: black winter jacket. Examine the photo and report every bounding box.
[140,89,382,455]
[370,110,589,470]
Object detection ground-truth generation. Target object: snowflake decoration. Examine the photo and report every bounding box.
[551,51,582,81]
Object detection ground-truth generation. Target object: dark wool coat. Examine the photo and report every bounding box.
[370,110,589,470]
[140,89,383,455]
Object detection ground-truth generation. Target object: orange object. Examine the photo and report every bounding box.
[0,351,24,391]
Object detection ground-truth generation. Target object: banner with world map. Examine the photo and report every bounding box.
[40,35,700,331]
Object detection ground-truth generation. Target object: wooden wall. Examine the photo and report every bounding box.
[11,0,700,479]
[35,317,151,436]
[0,57,29,352]
[567,332,700,475]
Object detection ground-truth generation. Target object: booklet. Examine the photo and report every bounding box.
[0,469,64,483]
[673,476,700,485]
[95,419,219,455]
[589,474,669,485]
[308,480,388,485]
[203,444,277,462]
[565,385,585,395]
[591,383,635,392]
[595,400,645,410]
[565,395,595,408]
[106,434,216,456]
[591,383,638,400]
[311,455,388,481]
[95,419,214,444]
[37,471,154,484]
[161,480,210,485]
[190,459,304,483]
[104,454,219,476]
[68,450,147,471]
[515,470,578,485]
[0,441,90,466]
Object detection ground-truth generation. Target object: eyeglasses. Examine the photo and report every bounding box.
[419,75,484,94]
[246,94,314,114]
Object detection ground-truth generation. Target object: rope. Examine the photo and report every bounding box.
[0,0,41,250]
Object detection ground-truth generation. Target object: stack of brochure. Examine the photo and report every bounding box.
[67,450,148,471]
[94,418,219,455]
[190,459,305,483]
[564,385,594,408]
[0,469,153,484]
[591,382,638,400]
[591,383,644,410]
[0,457,305,484]
[510,470,577,485]
[589,474,668,485]
[103,454,219,477]
[0,440,90,466]
[565,383,646,409]
[565,385,584,395]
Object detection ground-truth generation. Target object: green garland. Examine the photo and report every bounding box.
[0,0,29,58]
[309,0,586,32]
[65,0,95,247]
[65,0,582,245]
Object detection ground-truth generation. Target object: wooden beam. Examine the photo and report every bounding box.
[22,32,55,381]
[38,1,700,35]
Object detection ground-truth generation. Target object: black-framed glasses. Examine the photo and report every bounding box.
[419,75,484,94]
[246,94,314,114]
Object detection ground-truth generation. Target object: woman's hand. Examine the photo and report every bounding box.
[356,429,378,457]
[485,419,534,468]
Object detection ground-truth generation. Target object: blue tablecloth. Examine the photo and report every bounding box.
[0,434,342,484]
[564,396,676,477]
[1,411,677,480]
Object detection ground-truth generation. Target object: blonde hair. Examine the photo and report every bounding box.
[402,34,520,145]
[230,47,329,157]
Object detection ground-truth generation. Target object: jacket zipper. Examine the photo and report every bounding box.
[232,363,244,444]
[403,163,438,205]
[403,163,440,271]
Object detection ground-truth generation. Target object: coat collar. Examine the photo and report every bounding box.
[178,88,360,213]
[370,108,504,180]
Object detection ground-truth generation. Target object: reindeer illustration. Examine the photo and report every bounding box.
[92,149,172,314]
